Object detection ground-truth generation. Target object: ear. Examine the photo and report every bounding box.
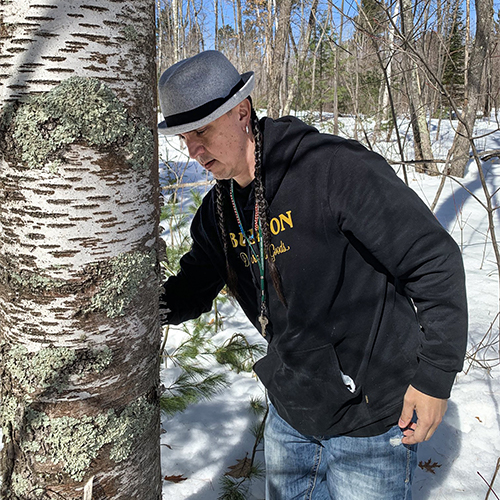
[236,98,251,126]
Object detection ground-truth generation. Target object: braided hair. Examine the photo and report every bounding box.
[214,181,238,295]
[215,100,287,307]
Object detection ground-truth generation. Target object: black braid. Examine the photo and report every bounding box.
[215,181,239,296]
[251,107,287,307]
[213,101,287,307]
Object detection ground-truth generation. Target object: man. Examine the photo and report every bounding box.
[158,50,467,499]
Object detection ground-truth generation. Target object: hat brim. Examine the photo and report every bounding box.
[158,71,254,136]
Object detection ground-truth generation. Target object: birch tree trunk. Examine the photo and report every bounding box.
[447,0,493,177]
[0,1,161,499]
[172,0,182,60]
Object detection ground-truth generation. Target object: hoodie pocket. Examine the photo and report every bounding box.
[254,343,368,436]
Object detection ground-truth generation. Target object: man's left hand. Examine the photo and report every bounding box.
[398,384,447,445]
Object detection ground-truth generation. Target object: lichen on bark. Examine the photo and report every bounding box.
[3,344,113,398]
[1,396,156,495]
[0,77,154,171]
[86,249,157,318]
[0,343,116,494]
[1,269,67,293]
[21,396,156,483]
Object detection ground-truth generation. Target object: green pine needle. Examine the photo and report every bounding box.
[160,371,228,416]
[248,397,267,416]
[217,476,249,500]
[214,334,266,373]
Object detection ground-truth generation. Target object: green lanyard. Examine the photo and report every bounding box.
[230,179,268,336]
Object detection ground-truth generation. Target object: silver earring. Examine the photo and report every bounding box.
[245,125,249,134]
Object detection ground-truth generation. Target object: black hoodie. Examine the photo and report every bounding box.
[161,116,467,437]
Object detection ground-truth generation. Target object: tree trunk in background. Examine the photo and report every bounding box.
[0,1,161,498]
[382,1,397,122]
[214,0,219,50]
[157,0,163,75]
[235,0,245,69]
[400,0,437,174]
[283,0,319,116]
[465,0,471,91]
[267,0,293,118]
[173,0,182,60]
[333,0,344,135]
[447,0,493,177]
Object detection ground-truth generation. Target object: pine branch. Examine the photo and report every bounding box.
[248,397,267,416]
[214,333,266,373]
[217,476,249,500]
[160,371,228,416]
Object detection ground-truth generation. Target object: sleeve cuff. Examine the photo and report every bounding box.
[410,359,459,399]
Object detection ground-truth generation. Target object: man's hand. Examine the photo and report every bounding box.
[398,385,447,445]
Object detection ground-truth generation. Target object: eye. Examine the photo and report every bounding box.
[195,128,207,136]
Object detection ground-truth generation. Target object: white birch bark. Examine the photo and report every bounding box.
[0,1,161,498]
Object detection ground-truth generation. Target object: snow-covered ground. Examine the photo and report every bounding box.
[160,114,500,500]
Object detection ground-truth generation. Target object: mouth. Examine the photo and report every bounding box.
[201,159,215,170]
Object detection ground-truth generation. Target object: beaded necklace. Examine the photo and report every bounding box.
[230,179,268,337]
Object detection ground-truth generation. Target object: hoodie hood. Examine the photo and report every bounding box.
[259,116,317,203]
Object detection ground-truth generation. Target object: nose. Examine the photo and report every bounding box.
[184,137,204,160]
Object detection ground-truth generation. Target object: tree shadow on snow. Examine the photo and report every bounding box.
[433,160,500,238]
[412,400,462,499]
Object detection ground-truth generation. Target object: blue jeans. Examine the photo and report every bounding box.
[264,403,417,500]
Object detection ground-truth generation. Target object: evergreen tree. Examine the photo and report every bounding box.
[442,7,466,103]
[359,0,387,35]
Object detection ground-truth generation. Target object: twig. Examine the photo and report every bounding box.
[387,149,500,167]
[249,404,269,470]
[465,312,500,374]
[481,457,500,500]
[160,325,170,368]
[431,173,447,212]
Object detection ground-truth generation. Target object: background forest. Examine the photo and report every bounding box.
[157,0,500,176]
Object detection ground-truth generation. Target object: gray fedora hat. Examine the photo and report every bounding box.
[158,50,254,136]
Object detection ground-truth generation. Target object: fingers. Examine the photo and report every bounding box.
[398,403,414,430]
[401,419,435,445]
[399,385,447,445]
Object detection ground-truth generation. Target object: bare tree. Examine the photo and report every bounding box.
[267,0,294,118]
[333,0,345,135]
[399,0,437,174]
[172,0,183,60]
[447,0,494,177]
[0,1,161,498]
[283,0,320,115]
[214,0,220,50]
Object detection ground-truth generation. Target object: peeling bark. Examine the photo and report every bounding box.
[0,1,161,499]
